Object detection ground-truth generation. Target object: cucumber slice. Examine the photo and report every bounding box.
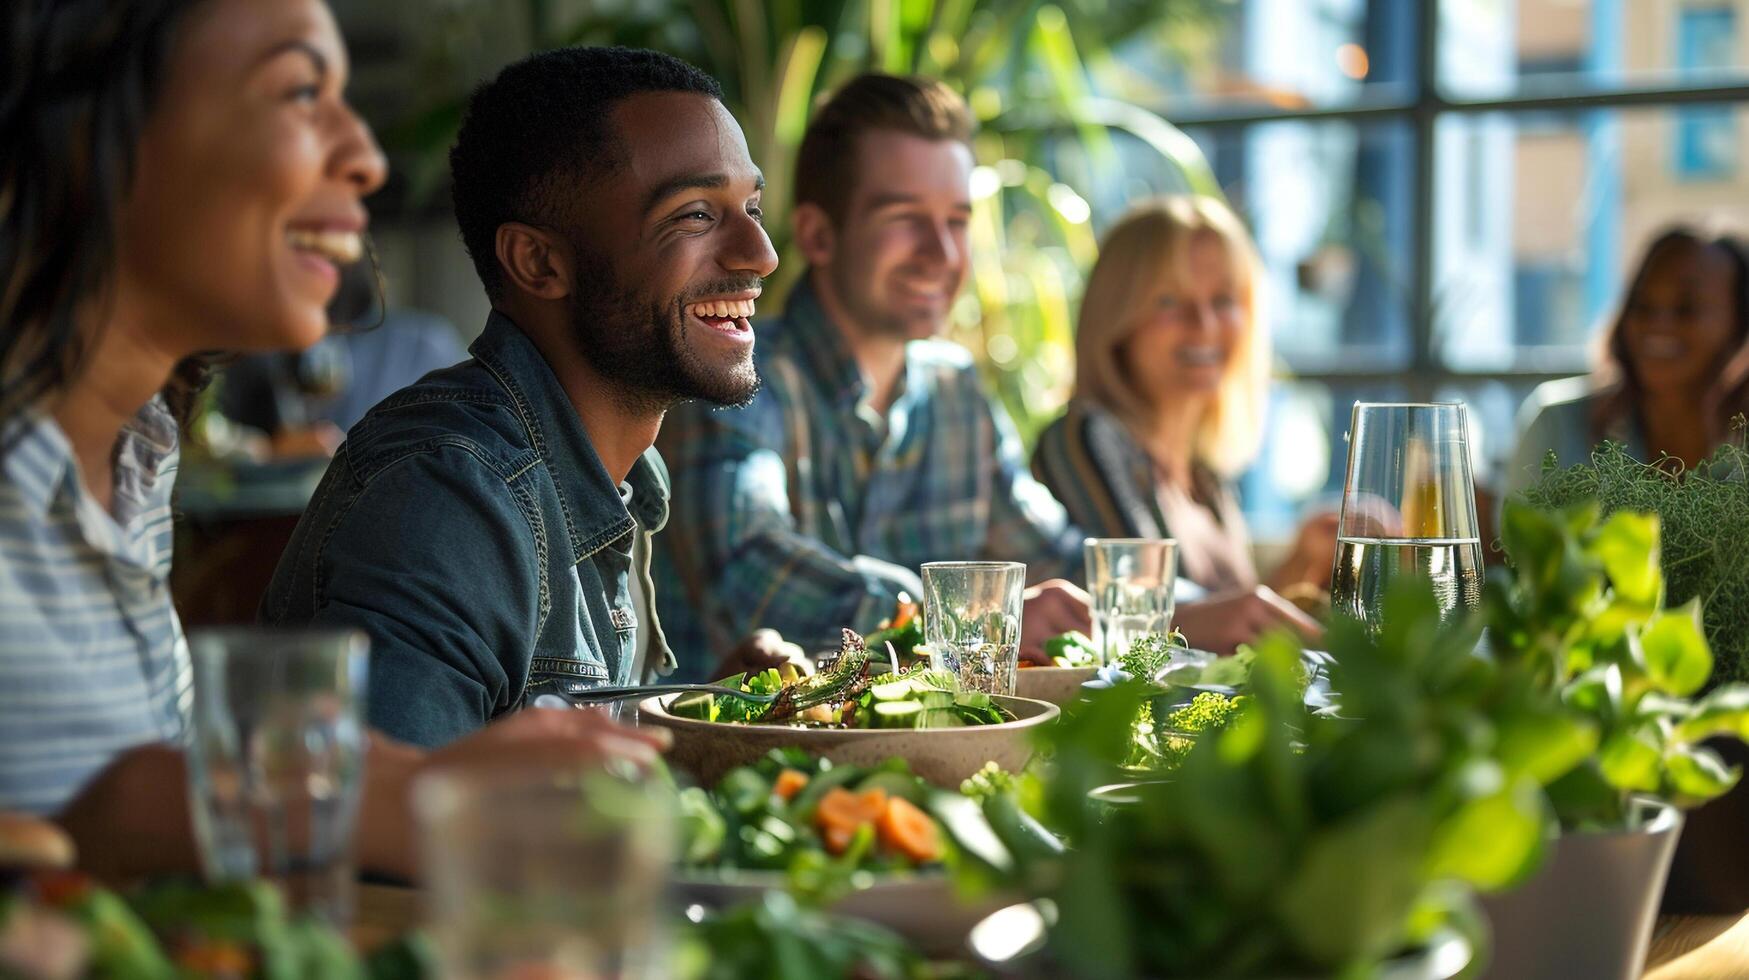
[916,689,956,709]
[870,679,916,701]
[872,700,924,723]
[917,708,966,728]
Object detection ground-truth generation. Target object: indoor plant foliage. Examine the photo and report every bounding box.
[995,501,1749,978]
[1517,439,1749,686]
[1028,582,1553,979]
[1488,499,1749,827]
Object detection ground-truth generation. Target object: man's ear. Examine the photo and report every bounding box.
[792,202,837,269]
[495,222,575,300]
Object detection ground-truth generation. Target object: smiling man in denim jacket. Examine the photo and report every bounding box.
[262,47,792,747]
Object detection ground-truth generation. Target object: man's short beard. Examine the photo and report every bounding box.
[565,253,760,413]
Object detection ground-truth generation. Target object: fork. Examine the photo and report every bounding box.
[540,682,779,706]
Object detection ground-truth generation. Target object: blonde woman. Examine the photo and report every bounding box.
[1033,196,1331,650]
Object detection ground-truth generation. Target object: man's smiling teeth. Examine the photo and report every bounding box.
[1178,346,1222,366]
[686,298,757,319]
[288,229,363,265]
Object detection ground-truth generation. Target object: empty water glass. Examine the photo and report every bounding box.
[414,767,674,980]
[1084,539,1179,666]
[185,628,368,924]
[922,561,1026,695]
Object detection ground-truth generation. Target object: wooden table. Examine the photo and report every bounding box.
[1645,912,1749,978]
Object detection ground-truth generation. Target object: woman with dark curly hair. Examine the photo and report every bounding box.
[1509,227,1749,490]
[0,0,664,879]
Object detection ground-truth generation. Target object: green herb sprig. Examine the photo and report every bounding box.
[1519,439,1749,685]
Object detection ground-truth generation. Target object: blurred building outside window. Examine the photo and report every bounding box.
[1130,0,1749,540]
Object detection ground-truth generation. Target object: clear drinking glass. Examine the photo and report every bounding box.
[922,561,1026,695]
[1084,539,1179,666]
[185,628,368,924]
[414,767,674,980]
[1330,402,1484,632]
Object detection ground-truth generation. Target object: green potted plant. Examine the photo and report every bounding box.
[971,577,1574,978]
[1518,439,1749,912]
[1477,500,1749,979]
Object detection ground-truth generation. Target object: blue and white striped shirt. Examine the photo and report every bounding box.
[0,398,191,815]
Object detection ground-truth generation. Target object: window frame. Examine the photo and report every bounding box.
[1150,7,1749,405]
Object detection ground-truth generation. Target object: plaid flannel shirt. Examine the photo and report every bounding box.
[653,279,1084,675]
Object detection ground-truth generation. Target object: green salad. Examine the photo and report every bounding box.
[863,594,926,668]
[679,750,952,891]
[672,666,1013,730]
[678,750,1063,905]
[1034,631,1099,668]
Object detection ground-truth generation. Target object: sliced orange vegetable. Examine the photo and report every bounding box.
[814,786,891,854]
[854,788,889,822]
[822,825,855,855]
[877,796,943,863]
[774,768,810,801]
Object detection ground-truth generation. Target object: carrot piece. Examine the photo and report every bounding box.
[814,787,861,839]
[822,825,855,855]
[814,786,893,855]
[853,788,890,823]
[877,796,943,863]
[774,768,810,801]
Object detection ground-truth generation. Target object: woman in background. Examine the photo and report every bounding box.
[1033,195,1330,651]
[0,0,662,879]
[1509,227,1749,492]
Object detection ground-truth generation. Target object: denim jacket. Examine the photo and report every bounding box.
[261,312,674,747]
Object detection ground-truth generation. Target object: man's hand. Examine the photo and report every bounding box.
[424,706,672,774]
[360,709,674,880]
[1173,586,1323,655]
[709,628,814,682]
[1020,579,1092,665]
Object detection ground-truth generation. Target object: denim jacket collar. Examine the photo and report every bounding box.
[468,311,663,561]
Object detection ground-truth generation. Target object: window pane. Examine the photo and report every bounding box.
[1440,0,1749,99]
[1240,379,1407,540]
[1120,0,1415,115]
[1433,106,1749,372]
[1188,120,1417,372]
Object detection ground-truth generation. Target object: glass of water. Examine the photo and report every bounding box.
[414,766,674,980]
[922,561,1026,695]
[185,628,368,924]
[1330,402,1484,632]
[1084,538,1179,666]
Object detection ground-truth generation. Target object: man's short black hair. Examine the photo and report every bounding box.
[449,46,724,301]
